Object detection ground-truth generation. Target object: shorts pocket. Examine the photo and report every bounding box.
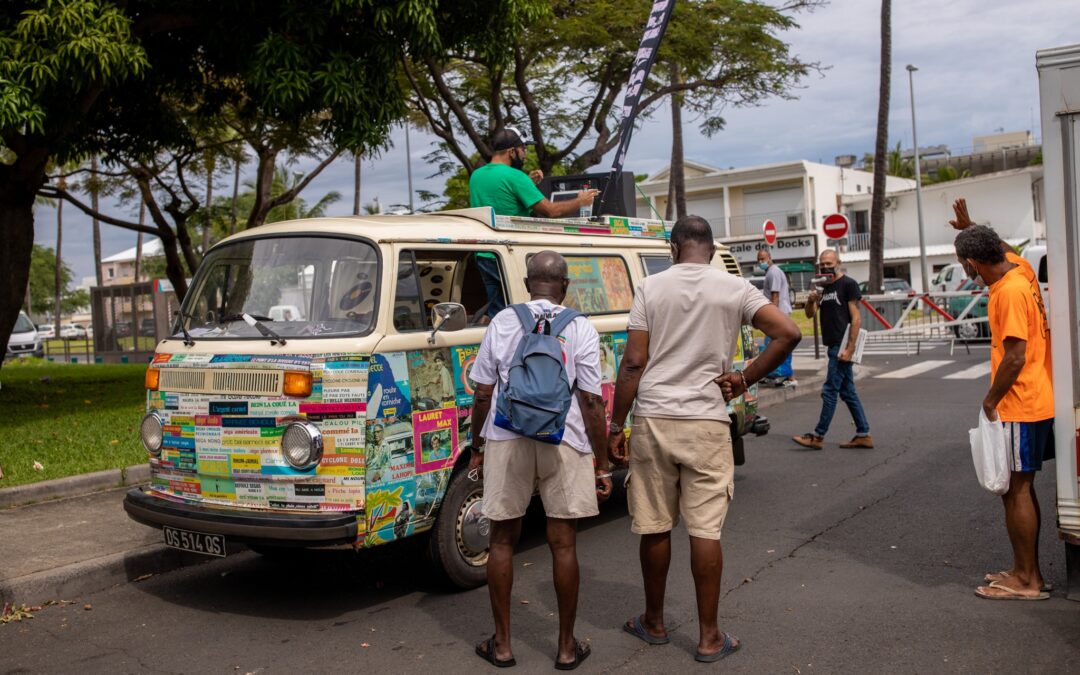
[726,481,734,501]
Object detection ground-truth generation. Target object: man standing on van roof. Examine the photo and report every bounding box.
[950,200,1055,601]
[467,250,612,669]
[469,128,599,322]
[793,248,873,450]
[608,216,801,663]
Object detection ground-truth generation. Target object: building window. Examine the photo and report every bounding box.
[853,210,869,234]
[856,185,862,192]
[107,268,114,279]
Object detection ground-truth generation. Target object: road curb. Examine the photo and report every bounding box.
[756,363,871,409]
[0,540,242,606]
[0,464,150,509]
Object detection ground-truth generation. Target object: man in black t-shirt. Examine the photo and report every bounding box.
[793,249,873,450]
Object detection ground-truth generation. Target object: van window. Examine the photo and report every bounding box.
[393,249,508,332]
[14,312,35,333]
[945,268,954,282]
[1038,256,1047,284]
[641,254,672,276]
[562,255,633,315]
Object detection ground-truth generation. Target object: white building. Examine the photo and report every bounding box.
[635,160,916,274]
[841,166,1044,291]
[100,238,163,286]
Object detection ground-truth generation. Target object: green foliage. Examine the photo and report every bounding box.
[26,244,85,316]
[927,165,971,184]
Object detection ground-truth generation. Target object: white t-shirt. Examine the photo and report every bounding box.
[627,263,769,421]
[471,299,602,453]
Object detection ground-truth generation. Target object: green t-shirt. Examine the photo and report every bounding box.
[468,162,545,217]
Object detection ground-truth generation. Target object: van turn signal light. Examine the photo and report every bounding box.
[145,368,160,391]
[283,371,313,398]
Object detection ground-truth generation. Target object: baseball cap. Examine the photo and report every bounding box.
[492,126,534,151]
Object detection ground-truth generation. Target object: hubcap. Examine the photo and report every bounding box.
[457,491,489,566]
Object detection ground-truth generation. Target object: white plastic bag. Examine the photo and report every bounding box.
[968,410,1011,495]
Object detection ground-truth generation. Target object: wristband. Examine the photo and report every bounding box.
[608,422,624,434]
[738,370,749,390]
[595,471,613,479]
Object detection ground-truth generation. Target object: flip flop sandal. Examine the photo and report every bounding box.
[554,640,591,671]
[695,632,741,663]
[476,635,516,668]
[983,570,1053,592]
[622,614,670,645]
[974,581,1050,601]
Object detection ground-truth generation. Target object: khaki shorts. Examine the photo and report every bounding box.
[481,437,599,521]
[628,416,734,540]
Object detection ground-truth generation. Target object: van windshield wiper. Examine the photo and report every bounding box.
[173,310,196,346]
[219,313,286,346]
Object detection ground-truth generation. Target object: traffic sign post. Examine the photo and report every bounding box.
[762,219,777,245]
[822,213,849,240]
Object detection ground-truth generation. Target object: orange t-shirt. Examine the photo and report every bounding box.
[988,258,1053,422]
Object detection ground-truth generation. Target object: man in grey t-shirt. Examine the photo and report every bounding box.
[757,249,795,385]
[607,216,801,663]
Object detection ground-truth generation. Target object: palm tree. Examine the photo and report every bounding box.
[666,62,687,221]
[90,156,103,288]
[53,171,64,327]
[868,0,891,295]
[352,152,362,216]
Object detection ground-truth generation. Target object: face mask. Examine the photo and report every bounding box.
[758,262,769,271]
[510,150,525,170]
[964,261,986,287]
[818,265,836,277]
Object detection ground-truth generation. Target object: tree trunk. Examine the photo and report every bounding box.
[134,198,145,283]
[91,156,103,288]
[229,157,241,236]
[0,156,47,363]
[353,153,362,216]
[247,150,277,229]
[868,0,891,295]
[668,62,687,221]
[53,177,64,328]
[202,158,214,255]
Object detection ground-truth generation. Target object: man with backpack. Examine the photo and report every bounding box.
[608,216,800,663]
[467,250,612,670]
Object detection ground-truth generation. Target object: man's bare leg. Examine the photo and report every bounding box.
[486,518,522,661]
[690,535,737,656]
[1000,471,1044,591]
[547,517,581,665]
[636,532,671,639]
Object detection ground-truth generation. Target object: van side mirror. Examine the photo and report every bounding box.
[428,302,467,344]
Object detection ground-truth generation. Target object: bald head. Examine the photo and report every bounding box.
[669,215,716,264]
[525,250,570,303]
[819,248,840,265]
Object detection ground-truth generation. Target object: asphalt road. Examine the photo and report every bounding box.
[3,347,1078,674]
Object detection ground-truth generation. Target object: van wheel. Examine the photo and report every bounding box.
[954,322,980,341]
[427,468,488,589]
[732,434,746,466]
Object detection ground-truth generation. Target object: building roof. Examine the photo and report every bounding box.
[101,237,164,263]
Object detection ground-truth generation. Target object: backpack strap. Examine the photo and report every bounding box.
[509,303,538,332]
[547,307,582,337]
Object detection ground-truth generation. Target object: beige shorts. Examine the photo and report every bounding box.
[628,416,735,540]
[481,437,599,521]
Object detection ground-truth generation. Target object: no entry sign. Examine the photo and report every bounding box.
[822,213,849,240]
[762,219,777,245]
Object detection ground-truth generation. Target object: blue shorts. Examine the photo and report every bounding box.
[1004,419,1055,472]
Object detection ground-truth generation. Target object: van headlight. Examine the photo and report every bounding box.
[281,422,323,470]
[140,412,164,455]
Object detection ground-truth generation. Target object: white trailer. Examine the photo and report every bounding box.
[1037,43,1080,600]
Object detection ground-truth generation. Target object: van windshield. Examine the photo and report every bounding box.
[14,313,35,333]
[175,236,379,339]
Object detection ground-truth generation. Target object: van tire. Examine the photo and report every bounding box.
[732,433,746,466]
[426,468,488,589]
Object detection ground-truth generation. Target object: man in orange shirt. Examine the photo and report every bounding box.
[952,220,1054,601]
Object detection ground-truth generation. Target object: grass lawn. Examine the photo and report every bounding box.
[0,359,148,488]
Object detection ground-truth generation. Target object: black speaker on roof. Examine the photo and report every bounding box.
[538,171,637,218]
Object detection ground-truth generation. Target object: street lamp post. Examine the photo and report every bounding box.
[907,64,931,293]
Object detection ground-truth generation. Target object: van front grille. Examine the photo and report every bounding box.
[158,368,283,396]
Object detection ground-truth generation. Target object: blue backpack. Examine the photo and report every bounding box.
[493,304,582,444]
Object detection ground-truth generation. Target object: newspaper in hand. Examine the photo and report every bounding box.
[839,324,868,364]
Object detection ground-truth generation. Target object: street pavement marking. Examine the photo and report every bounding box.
[875,360,954,379]
[943,361,993,379]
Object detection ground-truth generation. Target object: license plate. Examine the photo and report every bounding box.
[162,526,226,557]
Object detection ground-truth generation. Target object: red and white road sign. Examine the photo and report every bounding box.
[762,219,777,245]
[822,213,849,240]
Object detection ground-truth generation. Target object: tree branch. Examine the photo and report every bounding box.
[39,186,159,236]
[266,149,343,210]
[424,57,490,158]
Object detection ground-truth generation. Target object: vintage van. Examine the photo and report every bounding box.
[123,208,766,588]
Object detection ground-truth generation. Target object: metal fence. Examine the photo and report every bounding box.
[858,289,990,355]
[90,281,180,364]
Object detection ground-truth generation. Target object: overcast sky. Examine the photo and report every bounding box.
[35,0,1080,282]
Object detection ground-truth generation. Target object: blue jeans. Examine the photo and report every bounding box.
[815,344,870,437]
[765,335,793,379]
[476,255,506,318]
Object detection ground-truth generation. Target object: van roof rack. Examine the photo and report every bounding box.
[434,207,672,240]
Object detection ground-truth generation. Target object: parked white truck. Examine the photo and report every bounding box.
[1037,43,1080,601]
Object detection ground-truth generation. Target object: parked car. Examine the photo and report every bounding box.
[59,323,88,339]
[6,311,43,359]
[858,278,915,296]
[946,279,990,339]
[932,263,967,293]
[139,318,156,337]
[38,323,55,338]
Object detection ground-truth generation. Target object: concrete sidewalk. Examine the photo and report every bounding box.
[0,358,845,607]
